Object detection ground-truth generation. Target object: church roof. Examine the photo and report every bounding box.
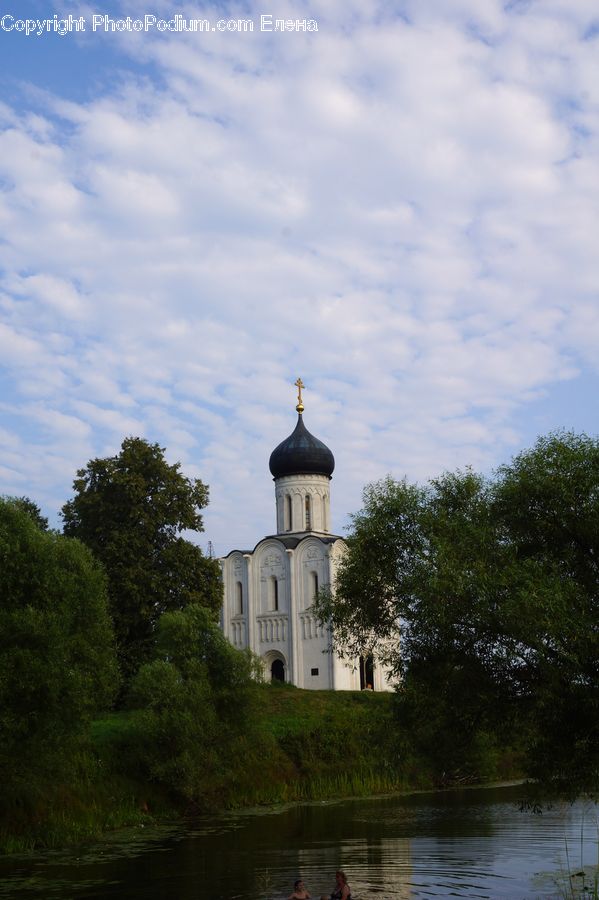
[219,533,344,559]
[269,413,335,479]
[260,534,342,549]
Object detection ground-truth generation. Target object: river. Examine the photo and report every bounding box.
[0,784,597,898]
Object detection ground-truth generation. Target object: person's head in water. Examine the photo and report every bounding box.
[291,878,310,898]
[320,870,349,900]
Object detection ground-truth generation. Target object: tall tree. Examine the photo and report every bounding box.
[316,434,599,794]
[61,437,222,682]
[493,431,599,795]
[0,498,118,791]
[317,471,523,783]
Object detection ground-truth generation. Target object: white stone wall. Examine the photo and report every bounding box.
[220,535,396,693]
[293,537,334,688]
[221,551,249,650]
[274,473,331,534]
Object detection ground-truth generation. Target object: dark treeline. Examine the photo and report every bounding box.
[1,430,597,851]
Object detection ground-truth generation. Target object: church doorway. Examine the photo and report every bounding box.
[271,659,285,682]
[359,654,374,690]
[264,651,287,683]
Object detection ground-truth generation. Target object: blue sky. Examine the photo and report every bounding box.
[1,0,599,555]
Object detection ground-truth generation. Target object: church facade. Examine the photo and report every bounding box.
[220,381,392,691]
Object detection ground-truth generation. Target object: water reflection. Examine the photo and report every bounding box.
[0,785,597,899]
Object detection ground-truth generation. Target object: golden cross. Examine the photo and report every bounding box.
[294,377,305,413]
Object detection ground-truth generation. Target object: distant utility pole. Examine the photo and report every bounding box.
[207,540,214,559]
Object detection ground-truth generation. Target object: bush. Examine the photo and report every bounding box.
[124,605,261,801]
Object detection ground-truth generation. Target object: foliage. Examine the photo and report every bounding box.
[61,436,222,681]
[0,499,118,795]
[95,683,409,810]
[493,432,599,796]
[316,432,599,793]
[2,495,49,530]
[123,605,261,800]
[1,685,421,852]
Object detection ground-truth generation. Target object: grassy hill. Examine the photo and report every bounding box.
[2,683,520,852]
[2,685,406,852]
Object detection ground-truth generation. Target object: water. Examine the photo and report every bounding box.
[0,785,597,899]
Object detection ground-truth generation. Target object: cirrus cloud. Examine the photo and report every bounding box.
[0,0,598,552]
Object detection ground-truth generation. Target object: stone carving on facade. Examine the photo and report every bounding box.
[257,615,287,643]
[262,553,283,570]
[299,612,325,640]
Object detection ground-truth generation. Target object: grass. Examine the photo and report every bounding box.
[0,683,516,853]
[0,781,167,854]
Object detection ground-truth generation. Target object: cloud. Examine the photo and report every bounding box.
[0,0,598,552]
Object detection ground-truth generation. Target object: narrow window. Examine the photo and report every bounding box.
[270,576,279,611]
[286,494,292,531]
[305,494,312,530]
[359,655,375,691]
[311,570,319,601]
[236,581,243,615]
[322,494,327,530]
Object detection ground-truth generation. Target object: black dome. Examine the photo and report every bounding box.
[269,414,335,479]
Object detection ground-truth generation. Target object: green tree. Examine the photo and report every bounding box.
[317,471,522,784]
[317,434,599,794]
[493,431,599,795]
[0,498,118,791]
[2,495,49,530]
[125,604,260,800]
[61,437,222,682]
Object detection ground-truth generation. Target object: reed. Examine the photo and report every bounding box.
[549,821,599,900]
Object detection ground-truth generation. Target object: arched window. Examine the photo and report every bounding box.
[310,570,319,602]
[359,655,375,691]
[322,494,327,531]
[305,494,312,530]
[269,576,279,611]
[236,581,243,615]
[285,494,292,531]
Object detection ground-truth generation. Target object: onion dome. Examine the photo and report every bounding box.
[269,413,335,479]
[269,378,335,479]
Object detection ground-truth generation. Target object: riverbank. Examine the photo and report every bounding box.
[3,784,593,900]
[0,684,522,854]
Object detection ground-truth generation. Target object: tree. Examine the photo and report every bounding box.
[317,471,523,783]
[0,498,118,791]
[61,437,222,682]
[316,434,599,794]
[2,495,49,531]
[125,605,261,800]
[493,432,599,795]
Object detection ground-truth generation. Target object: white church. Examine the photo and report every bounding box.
[220,380,392,691]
